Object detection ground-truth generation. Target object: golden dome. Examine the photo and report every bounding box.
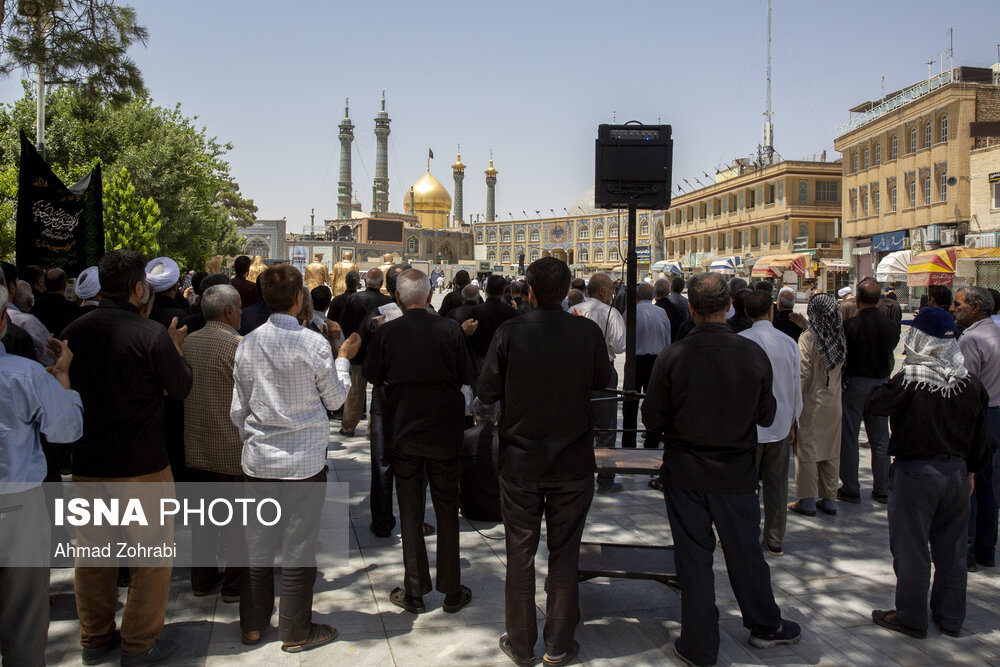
[453,153,465,172]
[405,171,452,213]
[485,157,497,177]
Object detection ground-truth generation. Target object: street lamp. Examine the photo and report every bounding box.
[17,0,64,161]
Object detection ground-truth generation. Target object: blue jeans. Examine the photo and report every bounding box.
[968,406,1000,566]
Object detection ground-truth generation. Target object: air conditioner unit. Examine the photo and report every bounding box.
[940,229,957,245]
[966,234,979,249]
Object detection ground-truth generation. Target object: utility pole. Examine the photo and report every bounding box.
[18,1,63,161]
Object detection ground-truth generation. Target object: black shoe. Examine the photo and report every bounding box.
[787,501,816,517]
[836,488,861,504]
[671,640,704,667]
[871,491,888,504]
[370,524,392,538]
[192,571,224,597]
[221,589,240,603]
[935,621,961,637]
[81,630,120,665]
[872,609,926,639]
[120,639,177,666]
[498,633,536,666]
[389,586,426,614]
[762,541,783,556]
[443,585,472,613]
[596,483,624,494]
[749,619,802,648]
[338,427,355,436]
[542,640,579,666]
[648,478,663,491]
[975,557,995,567]
[968,563,978,573]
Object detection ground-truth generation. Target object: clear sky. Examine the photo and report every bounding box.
[2,0,998,232]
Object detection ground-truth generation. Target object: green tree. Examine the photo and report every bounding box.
[0,164,15,258]
[0,0,148,102]
[103,165,159,255]
[0,85,256,268]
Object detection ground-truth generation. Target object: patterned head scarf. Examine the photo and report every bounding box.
[901,326,968,397]
[806,293,846,370]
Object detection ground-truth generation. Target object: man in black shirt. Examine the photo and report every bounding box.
[62,250,192,665]
[642,271,800,666]
[654,278,688,342]
[364,269,475,616]
[339,268,391,436]
[326,270,359,324]
[773,287,805,341]
[446,284,482,326]
[467,275,518,370]
[839,280,901,504]
[439,270,480,318]
[30,268,75,336]
[727,288,754,333]
[868,307,989,639]
[479,257,610,666]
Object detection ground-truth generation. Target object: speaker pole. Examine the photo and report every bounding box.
[623,203,638,407]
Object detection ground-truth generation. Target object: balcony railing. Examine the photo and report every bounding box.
[835,70,954,139]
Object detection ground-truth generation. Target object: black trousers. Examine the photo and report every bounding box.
[188,469,246,597]
[393,450,461,598]
[499,475,593,660]
[0,486,49,667]
[889,457,969,633]
[240,468,326,643]
[664,482,781,666]
[622,354,659,449]
[369,405,396,535]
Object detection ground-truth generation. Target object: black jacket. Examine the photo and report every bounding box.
[31,291,75,337]
[149,293,190,330]
[62,298,193,477]
[440,288,482,319]
[468,297,518,358]
[844,307,900,379]
[239,300,271,336]
[478,304,611,482]
[642,323,776,494]
[363,308,475,458]
[773,310,803,341]
[327,288,357,325]
[2,322,38,361]
[655,297,689,343]
[340,287,391,337]
[869,372,990,473]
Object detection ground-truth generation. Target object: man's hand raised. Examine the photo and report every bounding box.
[461,318,478,336]
[167,317,188,354]
[338,332,362,360]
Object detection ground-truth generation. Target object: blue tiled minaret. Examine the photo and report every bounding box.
[372,92,391,213]
[452,145,465,227]
[337,99,354,220]
[485,151,497,222]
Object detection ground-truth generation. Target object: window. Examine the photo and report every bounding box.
[751,228,760,247]
[940,114,948,142]
[891,134,898,159]
[594,246,604,262]
[408,236,418,253]
[863,146,869,170]
[815,181,839,202]
[640,220,649,236]
[698,202,707,219]
[475,230,483,244]
[609,245,620,261]
[909,127,917,153]
[578,225,589,239]
[777,181,784,205]
[909,178,916,208]
[993,181,1000,209]
[487,250,496,262]
[515,228,525,242]
[874,142,881,165]
[850,192,858,219]
[798,180,808,205]
[739,191,745,212]
[783,222,789,243]
[501,229,511,243]
[727,231,733,249]
[747,188,756,208]
[500,250,511,264]
[861,190,869,217]
[529,229,539,242]
[924,123,932,148]
[940,171,948,202]
[529,249,539,262]
[852,151,858,173]
[765,184,776,204]
[578,247,589,262]
[890,184,897,212]
[923,174,931,205]
[594,224,605,239]
[608,222,619,237]
[873,188,880,215]
[487,230,497,243]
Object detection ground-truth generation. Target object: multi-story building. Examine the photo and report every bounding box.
[834,65,1000,284]
[661,159,845,291]
[475,206,656,276]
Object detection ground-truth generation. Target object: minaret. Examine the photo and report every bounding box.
[337,99,354,220]
[485,151,497,222]
[372,91,391,213]
[452,145,465,227]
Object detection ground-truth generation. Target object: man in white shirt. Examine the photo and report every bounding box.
[739,291,803,556]
[572,273,625,492]
[623,282,670,448]
[7,280,53,365]
[231,264,360,653]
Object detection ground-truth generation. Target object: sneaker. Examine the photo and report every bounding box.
[120,639,177,666]
[749,620,801,648]
[81,630,120,665]
[596,483,624,494]
[762,541,783,557]
[836,488,861,504]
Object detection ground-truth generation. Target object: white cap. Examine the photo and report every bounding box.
[145,257,180,293]
[837,286,853,298]
[75,266,101,299]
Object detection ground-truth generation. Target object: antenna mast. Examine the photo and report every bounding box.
[762,0,775,165]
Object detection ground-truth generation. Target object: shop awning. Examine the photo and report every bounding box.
[875,249,911,282]
[651,260,683,274]
[958,247,1000,259]
[708,255,742,273]
[751,253,809,278]
[907,247,958,287]
[820,258,851,273]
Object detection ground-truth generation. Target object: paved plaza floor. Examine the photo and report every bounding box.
[40,294,1000,666]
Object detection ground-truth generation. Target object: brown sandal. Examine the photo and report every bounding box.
[281,623,338,653]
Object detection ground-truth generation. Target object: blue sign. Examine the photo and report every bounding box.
[872,230,906,252]
[636,245,651,264]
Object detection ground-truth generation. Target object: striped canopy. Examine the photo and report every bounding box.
[751,253,809,278]
[906,247,957,287]
[708,255,741,273]
[652,260,682,275]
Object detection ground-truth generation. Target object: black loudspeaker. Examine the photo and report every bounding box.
[595,124,673,210]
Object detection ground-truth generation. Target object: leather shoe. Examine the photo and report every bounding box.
[81,630,120,665]
[389,587,426,614]
[787,500,816,517]
[120,639,177,666]
[836,488,861,504]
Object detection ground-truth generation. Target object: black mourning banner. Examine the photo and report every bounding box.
[16,131,104,274]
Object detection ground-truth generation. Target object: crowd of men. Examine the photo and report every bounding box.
[0,251,998,666]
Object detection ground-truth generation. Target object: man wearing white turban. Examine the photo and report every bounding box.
[63,267,101,330]
[145,257,189,329]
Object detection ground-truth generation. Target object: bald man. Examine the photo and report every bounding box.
[339,268,392,436]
